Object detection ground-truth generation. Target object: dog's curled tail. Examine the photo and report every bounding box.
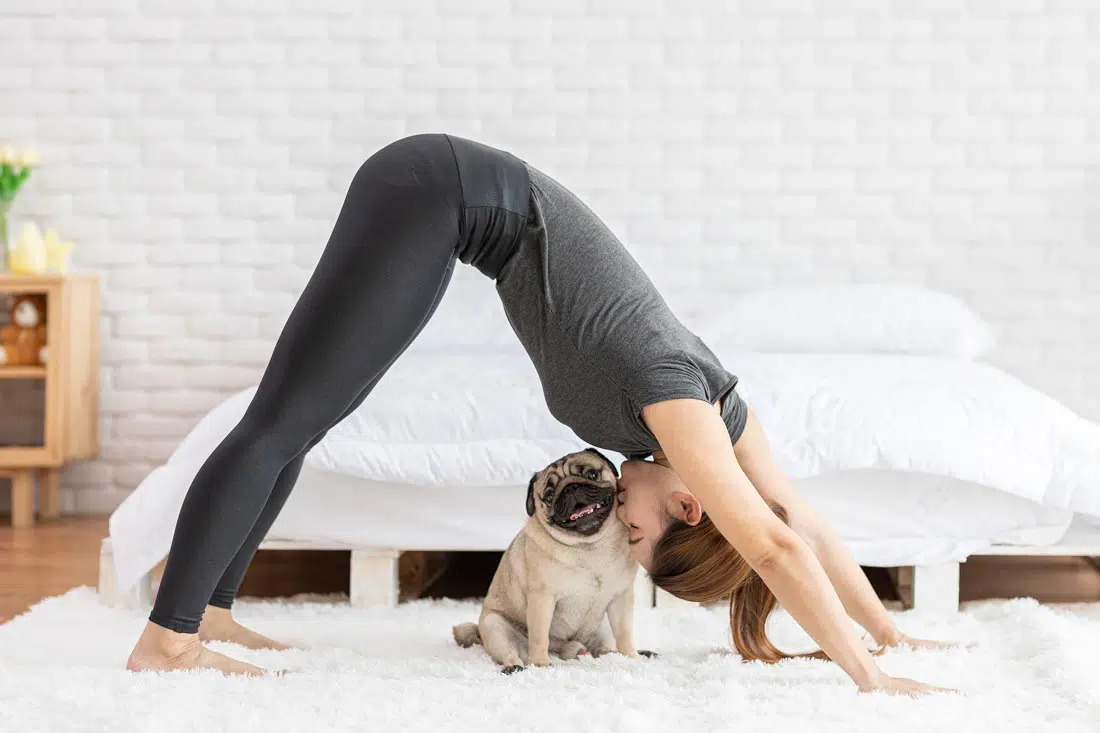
[452,622,481,648]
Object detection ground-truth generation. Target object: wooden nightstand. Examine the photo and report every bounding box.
[0,274,100,527]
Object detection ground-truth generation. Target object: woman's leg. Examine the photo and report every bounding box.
[197,454,311,650]
[127,135,463,673]
[200,267,454,649]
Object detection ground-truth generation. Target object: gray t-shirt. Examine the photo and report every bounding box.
[494,164,748,459]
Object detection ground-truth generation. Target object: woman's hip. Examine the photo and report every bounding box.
[348,133,532,281]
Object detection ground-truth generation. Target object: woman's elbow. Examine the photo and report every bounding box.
[747,528,804,571]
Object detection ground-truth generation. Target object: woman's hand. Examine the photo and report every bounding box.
[859,672,958,697]
[882,632,960,651]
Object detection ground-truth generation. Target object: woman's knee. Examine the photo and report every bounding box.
[231,405,322,462]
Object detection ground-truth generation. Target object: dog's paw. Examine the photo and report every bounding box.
[500,665,525,675]
[639,650,659,659]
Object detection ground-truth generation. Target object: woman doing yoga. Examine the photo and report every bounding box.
[126,134,953,695]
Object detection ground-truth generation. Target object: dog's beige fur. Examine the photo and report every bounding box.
[452,449,645,672]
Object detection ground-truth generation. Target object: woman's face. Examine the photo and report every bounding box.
[615,458,699,571]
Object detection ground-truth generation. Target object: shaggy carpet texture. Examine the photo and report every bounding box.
[1,587,1097,732]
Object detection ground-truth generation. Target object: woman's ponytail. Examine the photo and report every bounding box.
[650,502,829,663]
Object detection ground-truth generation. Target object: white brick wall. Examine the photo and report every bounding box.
[1,0,1097,514]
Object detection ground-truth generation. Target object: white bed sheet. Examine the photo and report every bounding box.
[318,350,1100,516]
[110,460,1073,592]
[147,349,1100,512]
[108,347,1100,592]
[262,466,1071,566]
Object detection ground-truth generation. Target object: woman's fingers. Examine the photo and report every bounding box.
[900,636,952,649]
[893,634,966,651]
[900,679,958,697]
[864,675,959,697]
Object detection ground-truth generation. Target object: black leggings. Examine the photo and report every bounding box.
[150,134,530,633]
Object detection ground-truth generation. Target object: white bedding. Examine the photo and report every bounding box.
[111,462,1073,594]
[266,467,1075,563]
[146,349,1100,511]
[109,345,1100,593]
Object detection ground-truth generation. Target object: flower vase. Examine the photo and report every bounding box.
[0,200,10,273]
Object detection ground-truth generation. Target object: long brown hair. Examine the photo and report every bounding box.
[648,502,830,663]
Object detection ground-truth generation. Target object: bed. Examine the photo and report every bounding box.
[99,282,1100,614]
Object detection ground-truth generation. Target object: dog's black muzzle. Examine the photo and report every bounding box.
[551,481,616,536]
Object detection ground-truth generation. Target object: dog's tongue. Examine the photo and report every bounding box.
[570,503,597,521]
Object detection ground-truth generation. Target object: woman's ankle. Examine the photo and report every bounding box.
[202,604,233,622]
[131,621,201,661]
[198,605,236,635]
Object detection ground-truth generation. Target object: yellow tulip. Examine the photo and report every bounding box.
[43,228,74,273]
[0,146,15,165]
[19,148,39,167]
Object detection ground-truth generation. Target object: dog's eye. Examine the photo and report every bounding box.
[542,490,554,503]
[585,468,600,481]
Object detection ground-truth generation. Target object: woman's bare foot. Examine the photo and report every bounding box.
[198,605,291,651]
[126,621,264,676]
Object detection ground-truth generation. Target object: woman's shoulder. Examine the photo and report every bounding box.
[622,348,733,407]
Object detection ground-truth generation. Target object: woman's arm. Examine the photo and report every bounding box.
[730,409,956,650]
[641,398,951,694]
[731,409,899,646]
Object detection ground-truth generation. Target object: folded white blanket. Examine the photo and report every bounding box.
[736,352,1100,515]
[311,350,1100,514]
[127,348,1100,511]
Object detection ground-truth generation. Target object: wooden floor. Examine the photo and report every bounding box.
[0,517,107,621]
[2,516,1098,621]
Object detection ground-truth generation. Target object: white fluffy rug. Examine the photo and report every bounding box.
[1,588,1098,732]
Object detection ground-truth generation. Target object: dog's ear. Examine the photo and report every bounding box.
[525,472,538,516]
[584,447,619,477]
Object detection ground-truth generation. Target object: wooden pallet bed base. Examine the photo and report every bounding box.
[99,520,1100,615]
[98,538,401,610]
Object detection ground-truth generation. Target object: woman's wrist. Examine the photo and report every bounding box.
[850,655,886,691]
[870,624,902,647]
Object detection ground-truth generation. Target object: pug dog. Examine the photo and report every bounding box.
[453,448,653,673]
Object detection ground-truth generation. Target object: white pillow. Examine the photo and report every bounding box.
[683,284,996,359]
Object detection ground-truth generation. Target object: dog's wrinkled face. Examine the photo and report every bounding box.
[526,448,619,540]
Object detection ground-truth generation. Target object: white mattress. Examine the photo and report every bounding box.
[149,349,1100,511]
[254,465,1072,568]
[108,343,1100,591]
[109,459,1078,591]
